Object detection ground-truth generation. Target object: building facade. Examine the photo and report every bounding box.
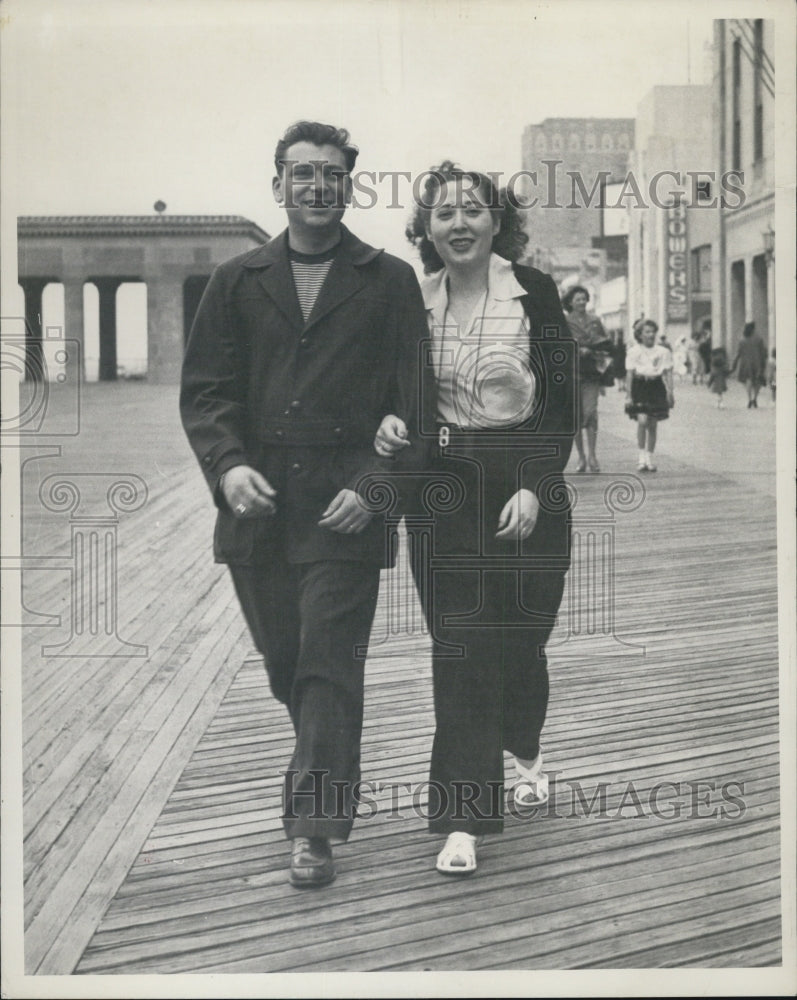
[520,117,635,296]
[17,215,270,383]
[711,18,775,357]
[626,85,714,346]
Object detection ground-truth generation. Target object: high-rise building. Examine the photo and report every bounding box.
[519,117,635,293]
[626,85,714,344]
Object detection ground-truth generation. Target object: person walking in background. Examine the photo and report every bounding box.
[731,321,768,408]
[613,329,627,392]
[180,121,427,889]
[625,319,674,472]
[562,285,611,473]
[375,162,576,876]
[707,345,730,408]
[698,322,713,384]
[688,331,704,384]
[673,334,689,383]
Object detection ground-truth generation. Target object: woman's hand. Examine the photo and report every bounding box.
[495,489,539,541]
[374,414,410,457]
[318,488,373,534]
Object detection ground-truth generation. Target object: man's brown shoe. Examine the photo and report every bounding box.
[289,836,336,888]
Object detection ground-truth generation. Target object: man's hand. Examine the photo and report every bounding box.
[221,465,277,518]
[374,414,410,457]
[318,488,374,533]
[495,489,539,541]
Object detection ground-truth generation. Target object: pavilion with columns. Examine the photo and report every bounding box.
[17,215,270,383]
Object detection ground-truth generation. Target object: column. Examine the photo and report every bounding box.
[92,277,122,381]
[19,277,51,381]
[145,271,185,383]
[743,253,754,324]
[62,278,85,383]
[766,249,775,357]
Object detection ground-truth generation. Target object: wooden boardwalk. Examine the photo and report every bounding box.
[16,381,783,975]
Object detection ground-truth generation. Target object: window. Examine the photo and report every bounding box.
[552,133,563,152]
[601,133,614,151]
[535,132,547,154]
[585,130,596,152]
[691,244,712,293]
[569,132,581,152]
[618,133,630,150]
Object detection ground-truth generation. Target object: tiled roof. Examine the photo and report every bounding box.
[18,215,270,242]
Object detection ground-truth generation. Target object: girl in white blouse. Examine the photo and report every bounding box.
[624,320,674,471]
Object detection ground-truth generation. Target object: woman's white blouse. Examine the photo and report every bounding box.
[422,254,537,428]
[626,342,673,377]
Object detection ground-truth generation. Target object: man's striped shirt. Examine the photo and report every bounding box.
[288,242,340,321]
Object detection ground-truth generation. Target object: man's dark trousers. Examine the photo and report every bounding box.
[230,555,380,842]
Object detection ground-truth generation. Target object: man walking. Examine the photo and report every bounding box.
[180,121,426,887]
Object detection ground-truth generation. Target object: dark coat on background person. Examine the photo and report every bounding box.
[180,225,428,567]
[732,333,768,384]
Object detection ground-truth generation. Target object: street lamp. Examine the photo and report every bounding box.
[762,224,775,265]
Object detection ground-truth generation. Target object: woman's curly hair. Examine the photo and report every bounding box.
[406,161,529,274]
[561,285,590,313]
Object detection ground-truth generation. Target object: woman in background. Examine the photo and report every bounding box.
[731,321,768,409]
[562,285,610,473]
[688,332,704,384]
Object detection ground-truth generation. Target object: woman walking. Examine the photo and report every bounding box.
[687,332,704,384]
[374,162,575,875]
[625,319,674,472]
[731,321,768,408]
[561,285,610,472]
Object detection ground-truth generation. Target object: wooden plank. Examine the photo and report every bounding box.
[27,618,249,973]
[21,382,781,974]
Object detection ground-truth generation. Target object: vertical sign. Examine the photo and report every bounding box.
[666,204,689,322]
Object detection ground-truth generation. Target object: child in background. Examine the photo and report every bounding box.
[707,346,730,408]
[625,319,674,472]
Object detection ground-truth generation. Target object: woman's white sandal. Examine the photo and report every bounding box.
[435,832,481,876]
[512,752,549,807]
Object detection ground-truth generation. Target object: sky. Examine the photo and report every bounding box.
[2,0,721,370]
[5,0,717,258]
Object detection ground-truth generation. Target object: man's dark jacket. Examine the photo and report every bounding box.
[180,225,428,566]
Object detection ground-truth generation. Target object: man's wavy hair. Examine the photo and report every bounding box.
[406,161,529,274]
[274,121,359,174]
